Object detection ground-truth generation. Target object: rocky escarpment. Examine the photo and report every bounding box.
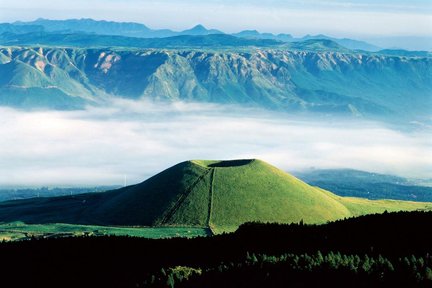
[0,46,430,121]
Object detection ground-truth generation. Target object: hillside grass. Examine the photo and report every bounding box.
[206,160,352,233]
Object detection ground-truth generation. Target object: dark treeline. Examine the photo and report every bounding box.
[0,211,431,287]
[150,252,432,287]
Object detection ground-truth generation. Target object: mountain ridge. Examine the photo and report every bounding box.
[0,31,283,48]
[0,46,430,123]
[5,18,381,51]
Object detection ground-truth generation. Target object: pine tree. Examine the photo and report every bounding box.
[362,255,371,274]
[316,251,324,264]
[166,274,175,288]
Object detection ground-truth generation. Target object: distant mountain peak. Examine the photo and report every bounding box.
[239,29,260,35]
[181,24,223,35]
[191,24,207,31]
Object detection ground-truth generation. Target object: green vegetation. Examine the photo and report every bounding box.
[0,221,209,241]
[148,252,432,287]
[1,211,430,287]
[202,160,353,233]
[0,159,430,236]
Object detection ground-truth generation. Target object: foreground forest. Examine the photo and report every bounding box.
[0,211,431,287]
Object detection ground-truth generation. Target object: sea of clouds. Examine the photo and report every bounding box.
[0,99,430,186]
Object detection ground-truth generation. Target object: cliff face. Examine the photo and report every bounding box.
[0,47,430,120]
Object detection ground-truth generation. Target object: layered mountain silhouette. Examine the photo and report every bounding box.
[0,159,430,233]
[7,18,379,51]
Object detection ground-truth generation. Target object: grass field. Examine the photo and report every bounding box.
[204,160,432,233]
[0,222,210,241]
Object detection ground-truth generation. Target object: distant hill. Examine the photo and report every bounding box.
[0,23,44,34]
[179,24,223,36]
[14,18,165,38]
[9,18,432,51]
[0,32,282,48]
[233,30,295,42]
[299,34,381,51]
[11,18,222,38]
[0,159,430,233]
[295,169,432,202]
[233,31,381,51]
[288,39,350,52]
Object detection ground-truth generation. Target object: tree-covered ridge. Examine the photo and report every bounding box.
[149,252,432,287]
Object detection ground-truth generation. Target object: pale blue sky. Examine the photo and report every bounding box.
[0,0,431,37]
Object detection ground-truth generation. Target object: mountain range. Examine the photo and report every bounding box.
[0,32,283,48]
[6,18,381,51]
[1,18,431,124]
[0,45,430,123]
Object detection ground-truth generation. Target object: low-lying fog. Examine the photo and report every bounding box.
[0,99,430,186]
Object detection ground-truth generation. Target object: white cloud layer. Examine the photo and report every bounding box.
[0,100,430,187]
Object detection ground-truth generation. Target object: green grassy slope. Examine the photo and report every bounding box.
[203,160,352,233]
[0,159,430,234]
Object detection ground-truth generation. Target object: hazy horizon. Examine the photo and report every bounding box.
[1,0,431,39]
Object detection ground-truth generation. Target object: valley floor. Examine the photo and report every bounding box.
[0,222,209,241]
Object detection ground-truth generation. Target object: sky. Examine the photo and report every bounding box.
[0,0,431,38]
[0,101,430,187]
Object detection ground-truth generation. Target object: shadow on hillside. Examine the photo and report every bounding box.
[208,159,254,167]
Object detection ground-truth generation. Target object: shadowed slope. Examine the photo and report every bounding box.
[0,161,212,226]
